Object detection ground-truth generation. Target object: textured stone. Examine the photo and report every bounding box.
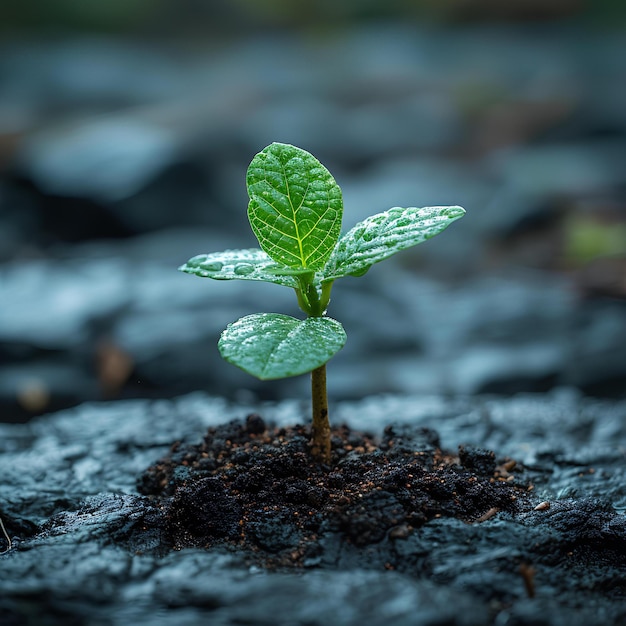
[1,391,625,624]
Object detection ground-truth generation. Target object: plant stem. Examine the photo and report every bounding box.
[311,364,331,463]
[297,276,335,462]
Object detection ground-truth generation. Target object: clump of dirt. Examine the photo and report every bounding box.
[138,415,529,566]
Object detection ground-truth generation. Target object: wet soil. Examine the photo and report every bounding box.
[2,393,625,626]
[138,415,529,567]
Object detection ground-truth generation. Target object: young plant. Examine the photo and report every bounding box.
[180,143,465,463]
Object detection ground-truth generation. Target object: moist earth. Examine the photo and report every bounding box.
[1,393,625,626]
[137,415,526,569]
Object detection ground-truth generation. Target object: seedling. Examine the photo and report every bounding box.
[180,142,464,462]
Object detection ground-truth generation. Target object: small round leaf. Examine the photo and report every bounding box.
[247,143,343,270]
[218,313,346,380]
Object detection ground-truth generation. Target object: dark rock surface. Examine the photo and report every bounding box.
[1,390,625,625]
[1,16,625,625]
[2,240,625,422]
[1,22,625,421]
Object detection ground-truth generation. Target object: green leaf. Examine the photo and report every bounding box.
[247,142,343,270]
[179,249,300,288]
[323,205,465,281]
[218,313,346,380]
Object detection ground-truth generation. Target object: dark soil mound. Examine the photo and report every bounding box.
[138,415,528,567]
[2,393,625,625]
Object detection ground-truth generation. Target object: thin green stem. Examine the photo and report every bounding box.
[295,287,310,314]
[295,275,328,317]
[306,283,322,316]
[320,280,334,313]
[311,364,331,463]
[295,275,334,462]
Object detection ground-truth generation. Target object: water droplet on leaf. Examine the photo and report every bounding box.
[235,264,255,275]
[203,262,224,272]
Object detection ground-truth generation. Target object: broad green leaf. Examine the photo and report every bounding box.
[179,249,300,288]
[247,142,343,270]
[323,205,465,281]
[219,313,346,380]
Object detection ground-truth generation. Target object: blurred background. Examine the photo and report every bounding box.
[1,0,625,423]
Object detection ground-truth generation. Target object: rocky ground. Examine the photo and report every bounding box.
[1,22,625,422]
[1,390,625,625]
[1,16,625,626]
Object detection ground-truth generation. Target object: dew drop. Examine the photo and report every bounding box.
[235,264,255,275]
[203,262,224,272]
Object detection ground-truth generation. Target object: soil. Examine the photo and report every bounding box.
[137,415,530,568]
[2,393,625,626]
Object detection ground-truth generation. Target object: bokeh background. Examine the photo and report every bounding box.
[1,0,625,423]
